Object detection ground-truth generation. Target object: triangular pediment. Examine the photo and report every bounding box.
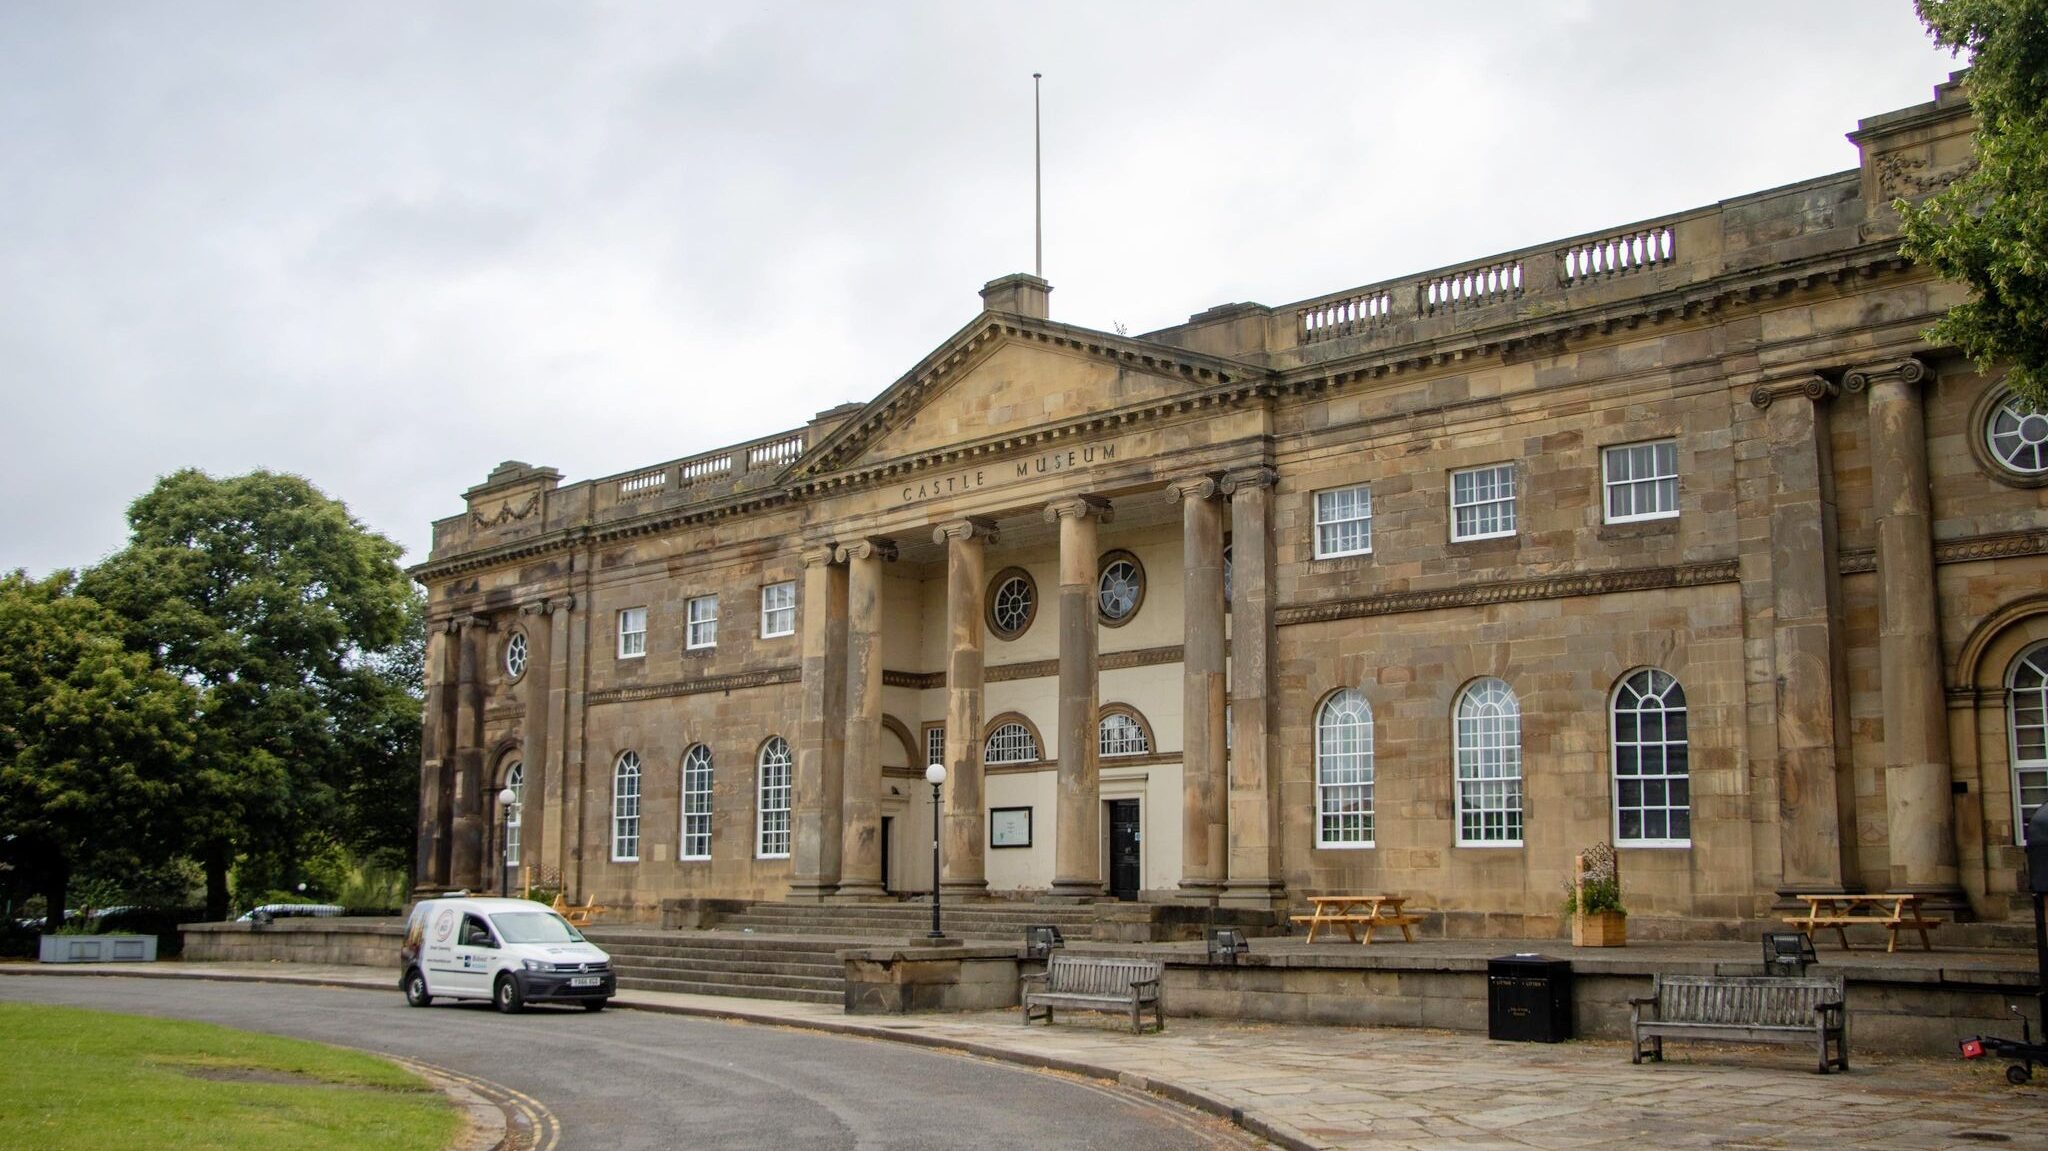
[791,313,1264,483]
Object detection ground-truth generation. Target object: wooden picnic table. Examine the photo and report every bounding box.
[1289,894,1422,944]
[1781,893,1941,953]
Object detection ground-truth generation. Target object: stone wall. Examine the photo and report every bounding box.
[181,920,405,967]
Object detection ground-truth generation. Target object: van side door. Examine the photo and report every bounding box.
[447,913,499,996]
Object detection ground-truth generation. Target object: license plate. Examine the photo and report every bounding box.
[569,976,601,988]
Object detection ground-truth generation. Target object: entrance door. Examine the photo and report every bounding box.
[880,816,894,894]
[1108,800,1141,902]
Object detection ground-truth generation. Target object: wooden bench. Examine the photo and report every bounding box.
[1289,895,1423,944]
[1631,974,1848,1073]
[551,894,607,928]
[1782,893,1939,953]
[1020,954,1164,1034]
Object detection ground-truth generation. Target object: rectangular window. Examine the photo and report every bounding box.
[925,723,945,768]
[1602,439,1679,523]
[686,595,718,650]
[617,607,647,659]
[760,581,796,638]
[1450,463,1517,541]
[1313,484,1372,558]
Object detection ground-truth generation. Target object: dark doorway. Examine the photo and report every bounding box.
[881,816,894,894]
[1107,800,1141,902]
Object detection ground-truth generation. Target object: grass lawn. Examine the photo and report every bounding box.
[0,1003,462,1151]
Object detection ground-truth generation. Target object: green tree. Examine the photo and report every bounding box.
[82,470,412,920]
[0,572,195,929]
[1901,0,2048,405]
[331,591,426,872]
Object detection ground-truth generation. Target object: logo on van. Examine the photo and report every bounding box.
[433,908,456,944]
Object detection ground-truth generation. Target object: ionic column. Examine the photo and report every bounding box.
[1048,496,1111,899]
[449,615,490,890]
[516,601,553,893]
[1847,357,1963,902]
[1220,466,1283,907]
[415,620,456,890]
[540,596,575,887]
[1752,376,1852,894]
[1173,476,1229,896]
[937,517,998,897]
[834,537,896,900]
[789,546,849,902]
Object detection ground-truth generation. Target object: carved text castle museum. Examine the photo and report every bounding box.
[412,76,2048,935]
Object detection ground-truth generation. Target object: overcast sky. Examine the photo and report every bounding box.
[0,2,1962,577]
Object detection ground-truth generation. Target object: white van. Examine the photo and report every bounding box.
[399,897,614,1013]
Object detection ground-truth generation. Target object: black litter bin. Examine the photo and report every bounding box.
[1487,954,1573,1042]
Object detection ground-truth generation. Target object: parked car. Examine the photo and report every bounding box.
[399,896,613,1013]
[237,903,347,922]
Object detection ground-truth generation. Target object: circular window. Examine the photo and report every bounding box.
[505,632,528,680]
[1987,390,2048,476]
[986,568,1037,639]
[1096,550,1145,626]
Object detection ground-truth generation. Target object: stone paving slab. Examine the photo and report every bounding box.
[5,960,2043,1150]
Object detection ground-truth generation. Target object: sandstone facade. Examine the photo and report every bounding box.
[412,76,2048,931]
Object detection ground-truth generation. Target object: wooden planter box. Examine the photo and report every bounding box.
[38,934,158,963]
[1572,911,1627,948]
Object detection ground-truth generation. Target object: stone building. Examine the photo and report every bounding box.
[411,75,2048,935]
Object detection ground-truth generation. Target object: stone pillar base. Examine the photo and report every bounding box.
[1218,881,1287,911]
[1177,881,1226,900]
[783,883,839,904]
[938,880,990,900]
[1892,883,1974,920]
[830,883,887,902]
[1043,882,1102,903]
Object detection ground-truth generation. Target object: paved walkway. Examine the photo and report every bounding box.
[7,960,2043,1150]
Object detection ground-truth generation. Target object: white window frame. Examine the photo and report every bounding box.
[611,751,642,862]
[617,607,647,660]
[1987,391,2048,476]
[686,595,718,651]
[1449,463,1517,542]
[1601,439,1680,524]
[502,761,524,867]
[680,744,713,861]
[2011,644,2048,843]
[984,722,1039,765]
[925,725,945,768]
[1315,689,1374,848]
[1611,669,1691,848]
[1098,711,1150,758]
[1313,484,1373,559]
[756,737,792,858]
[1454,678,1523,846]
[504,632,528,681]
[760,581,796,638]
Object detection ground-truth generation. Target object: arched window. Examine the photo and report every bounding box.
[1613,669,1689,845]
[757,737,792,858]
[502,761,524,868]
[2012,645,2048,835]
[985,721,1040,765]
[1455,678,1522,845]
[1099,709,1150,757]
[681,744,713,860]
[611,751,641,862]
[1316,689,1373,847]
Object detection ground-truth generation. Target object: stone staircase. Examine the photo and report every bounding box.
[586,900,1103,1006]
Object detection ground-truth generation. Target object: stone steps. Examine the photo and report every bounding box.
[616,974,841,1006]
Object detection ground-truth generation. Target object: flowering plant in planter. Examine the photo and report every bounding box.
[1563,842,1627,947]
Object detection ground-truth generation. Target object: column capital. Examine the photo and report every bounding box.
[800,544,841,569]
[454,614,493,633]
[1843,355,1931,394]
[835,536,899,564]
[933,516,1000,546]
[544,594,576,615]
[1167,474,1222,502]
[1749,373,1839,410]
[1043,495,1113,525]
[519,600,547,616]
[1218,466,1278,496]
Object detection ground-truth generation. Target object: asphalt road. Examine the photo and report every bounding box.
[0,976,1261,1150]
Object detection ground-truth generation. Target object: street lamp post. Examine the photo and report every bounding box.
[925,763,947,940]
[496,786,516,897]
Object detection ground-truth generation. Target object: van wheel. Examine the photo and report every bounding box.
[403,969,433,1008]
[494,974,524,1014]
[581,998,608,1013]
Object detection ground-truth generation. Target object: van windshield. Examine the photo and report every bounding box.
[489,912,586,945]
